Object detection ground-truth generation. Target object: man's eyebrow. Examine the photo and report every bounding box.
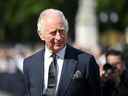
[51,28,64,32]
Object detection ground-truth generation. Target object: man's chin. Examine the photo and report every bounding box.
[54,46,64,52]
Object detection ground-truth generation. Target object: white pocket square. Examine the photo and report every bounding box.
[72,70,82,80]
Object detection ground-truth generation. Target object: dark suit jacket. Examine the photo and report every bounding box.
[23,45,101,96]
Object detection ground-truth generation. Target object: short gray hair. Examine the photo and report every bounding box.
[37,8,69,33]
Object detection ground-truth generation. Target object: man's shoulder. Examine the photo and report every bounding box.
[66,45,93,58]
[24,48,44,63]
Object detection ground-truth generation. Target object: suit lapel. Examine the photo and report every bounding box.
[40,50,45,95]
[33,49,44,95]
[57,45,78,96]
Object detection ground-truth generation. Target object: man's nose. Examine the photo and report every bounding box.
[55,32,61,40]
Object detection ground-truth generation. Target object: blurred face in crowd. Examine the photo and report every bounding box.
[106,55,125,76]
[39,14,67,53]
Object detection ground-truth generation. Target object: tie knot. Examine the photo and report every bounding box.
[50,54,57,64]
[51,54,56,59]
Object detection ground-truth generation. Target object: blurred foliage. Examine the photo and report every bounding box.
[123,44,128,67]
[1,0,128,43]
[96,0,124,12]
[0,0,60,43]
[96,0,128,32]
[0,0,78,43]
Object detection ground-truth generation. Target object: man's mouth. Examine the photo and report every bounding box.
[55,42,64,46]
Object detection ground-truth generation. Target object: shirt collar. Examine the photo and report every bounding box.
[45,45,66,59]
[45,46,53,58]
[56,46,66,59]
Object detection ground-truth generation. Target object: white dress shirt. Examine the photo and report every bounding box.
[43,45,66,93]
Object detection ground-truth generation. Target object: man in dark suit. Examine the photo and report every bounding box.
[23,8,101,96]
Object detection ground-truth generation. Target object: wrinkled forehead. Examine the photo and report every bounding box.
[43,14,65,28]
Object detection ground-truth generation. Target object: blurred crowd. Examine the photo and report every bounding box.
[0,43,128,96]
[0,43,42,96]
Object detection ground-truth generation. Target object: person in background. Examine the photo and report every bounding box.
[101,49,128,96]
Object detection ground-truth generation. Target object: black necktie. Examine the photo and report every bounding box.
[45,54,58,96]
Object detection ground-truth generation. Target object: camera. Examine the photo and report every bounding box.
[102,63,116,78]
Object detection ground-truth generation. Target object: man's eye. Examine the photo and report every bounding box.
[50,32,56,35]
[50,29,65,35]
[59,29,65,33]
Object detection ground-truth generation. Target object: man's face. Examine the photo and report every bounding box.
[107,55,124,75]
[39,15,67,53]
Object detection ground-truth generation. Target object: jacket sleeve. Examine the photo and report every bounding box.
[23,59,30,96]
[78,53,101,96]
[87,56,101,96]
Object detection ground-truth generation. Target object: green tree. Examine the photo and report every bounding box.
[0,0,59,43]
[96,0,128,32]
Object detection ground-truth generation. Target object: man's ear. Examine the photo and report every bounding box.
[38,32,45,41]
[65,32,69,42]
